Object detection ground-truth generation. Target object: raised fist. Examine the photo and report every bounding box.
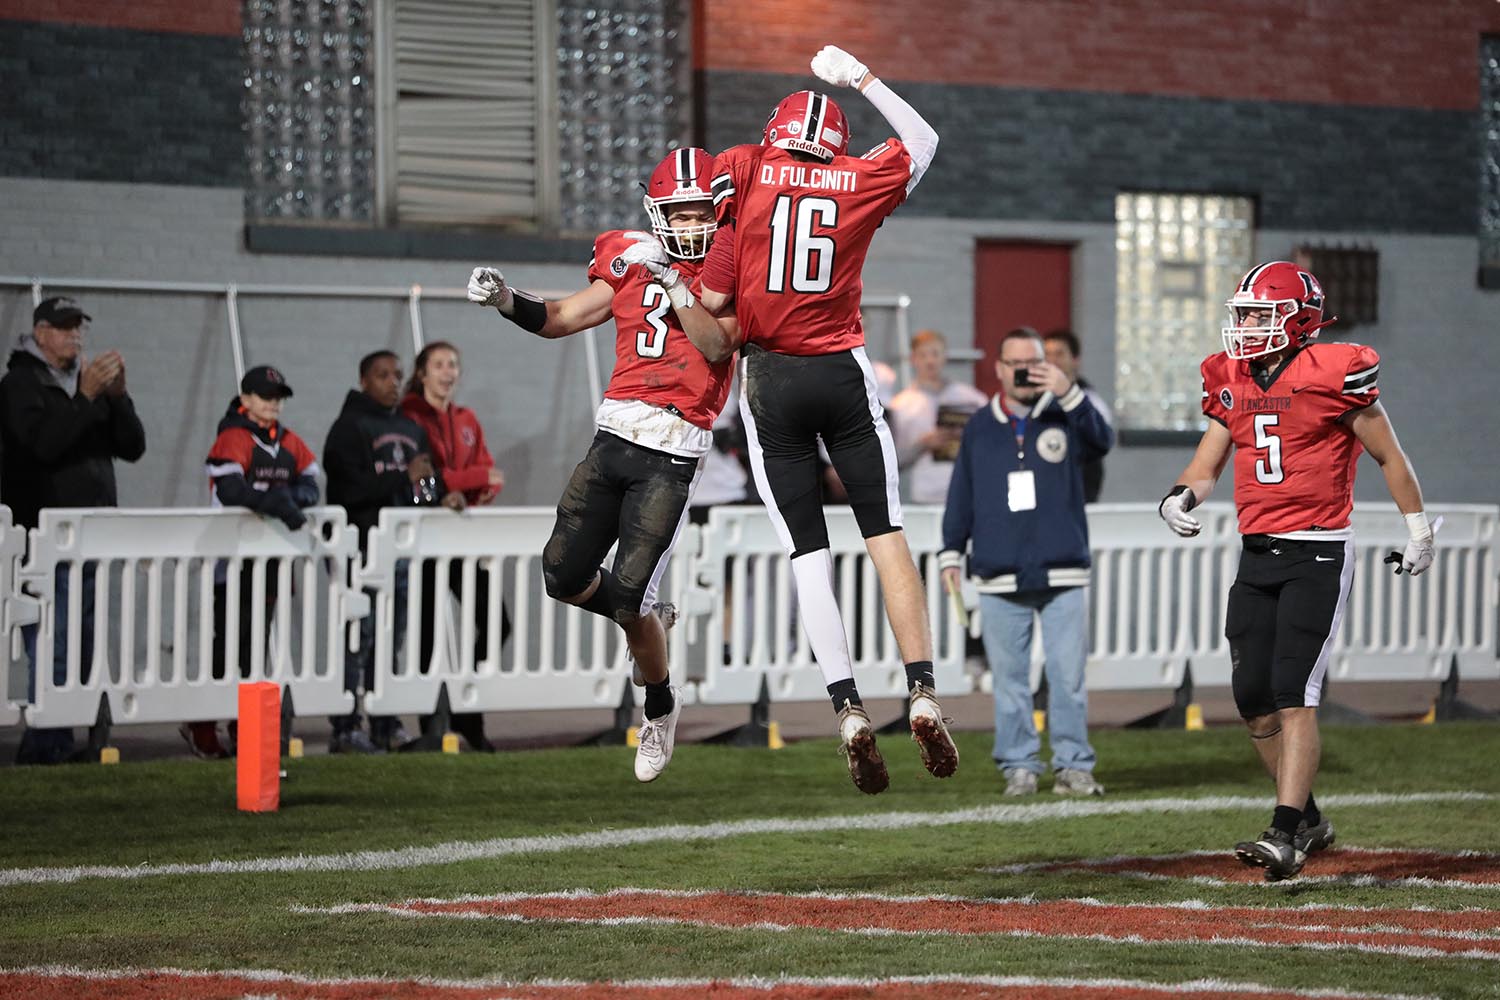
[810,45,869,89]
[467,266,513,312]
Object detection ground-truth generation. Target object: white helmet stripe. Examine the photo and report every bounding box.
[676,147,693,186]
[803,92,825,148]
[1239,261,1278,293]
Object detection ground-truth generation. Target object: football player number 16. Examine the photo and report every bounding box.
[767,194,837,293]
[1253,414,1285,484]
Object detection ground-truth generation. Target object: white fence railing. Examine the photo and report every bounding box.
[3,502,1495,732]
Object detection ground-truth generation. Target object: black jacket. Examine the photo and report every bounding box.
[0,349,147,529]
[323,389,441,546]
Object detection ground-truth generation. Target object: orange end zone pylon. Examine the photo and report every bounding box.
[237,681,281,812]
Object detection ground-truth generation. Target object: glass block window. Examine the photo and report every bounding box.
[557,0,693,234]
[243,0,377,223]
[1482,36,1500,279]
[1114,193,1254,432]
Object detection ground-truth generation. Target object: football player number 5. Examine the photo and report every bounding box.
[1253,414,1284,484]
[636,284,671,358]
[767,194,837,293]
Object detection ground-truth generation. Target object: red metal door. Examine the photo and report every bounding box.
[973,241,1073,397]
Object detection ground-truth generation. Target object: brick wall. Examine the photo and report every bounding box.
[705,72,1476,233]
[698,0,1500,111]
[0,18,243,186]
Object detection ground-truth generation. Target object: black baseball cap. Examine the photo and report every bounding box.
[33,296,91,328]
[241,364,294,399]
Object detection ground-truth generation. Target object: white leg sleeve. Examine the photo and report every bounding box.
[790,549,855,685]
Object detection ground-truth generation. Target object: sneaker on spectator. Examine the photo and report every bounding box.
[837,700,889,795]
[633,686,682,782]
[1053,767,1105,797]
[385,724,415,752]
[907,682,959,778]
[329,728,384,755]
[629,602,679,686]
[180,722,230,760]
[1002,767,1038,797]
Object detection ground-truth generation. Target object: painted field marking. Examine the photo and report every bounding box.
[985,847,1500,890]
[296,887,1500,961]
[0,790,1489,888]
[0,966,1447,1000]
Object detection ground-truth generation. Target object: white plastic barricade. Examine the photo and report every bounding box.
[358,507,698,717]
[0,505,36,728]
[19,507,364,728]
[690,505,970,706]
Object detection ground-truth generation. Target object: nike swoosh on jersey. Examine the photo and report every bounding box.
[1314,555,1336,562]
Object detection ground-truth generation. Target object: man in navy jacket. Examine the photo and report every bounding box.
[939,328,1113,797]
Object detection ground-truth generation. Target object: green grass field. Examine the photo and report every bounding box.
[2,722,1498,999]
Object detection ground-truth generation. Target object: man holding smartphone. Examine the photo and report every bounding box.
[938,327,1113,796]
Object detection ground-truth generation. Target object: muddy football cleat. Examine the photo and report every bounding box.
[1234,826,1306,882]
[907,683,958,778]
[837,700,889,795]
[634,686,682,783]
[1295,816,1336,855]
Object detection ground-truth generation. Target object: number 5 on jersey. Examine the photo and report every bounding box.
[1254,413,1284,484]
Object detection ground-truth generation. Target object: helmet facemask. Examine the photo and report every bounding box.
[1221,299,1296,361]
[643,194,716,261]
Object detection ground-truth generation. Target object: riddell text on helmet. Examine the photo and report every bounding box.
[759,163,859,192]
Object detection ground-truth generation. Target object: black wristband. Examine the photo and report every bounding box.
[1159,484,1195,515]
[506,290,547,334]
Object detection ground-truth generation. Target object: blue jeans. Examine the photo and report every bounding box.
[336,563,408,733]
[16,562,97,764]
[979,586,1096,774]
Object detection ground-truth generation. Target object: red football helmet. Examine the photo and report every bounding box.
[761,90,849,162]
[642,146,717,261]
[1221,261,1337,360]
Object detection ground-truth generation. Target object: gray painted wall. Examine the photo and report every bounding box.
[1,176,1495,514]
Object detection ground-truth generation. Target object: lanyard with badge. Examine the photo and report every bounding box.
[1007,409,1036,512]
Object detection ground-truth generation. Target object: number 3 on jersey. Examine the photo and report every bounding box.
[1253,413,1285,484]
[635,283,671,358]
[767,194,837,293]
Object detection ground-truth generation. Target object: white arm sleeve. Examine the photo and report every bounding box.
[860,78,938,194]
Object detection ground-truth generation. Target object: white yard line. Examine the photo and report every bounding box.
[0,966,1448,1000]
[0,790,1489,888]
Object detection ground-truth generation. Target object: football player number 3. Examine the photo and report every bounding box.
[1253,414,1285,484]
[767,194,837,293]
[635,284,671,358]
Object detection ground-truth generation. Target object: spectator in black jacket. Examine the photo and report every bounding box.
[323,350,455,753]
[1,297,146,765]
[182,365,320,758]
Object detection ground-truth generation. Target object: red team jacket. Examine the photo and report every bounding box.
[588,229,733,430]
[1200,342,1381,536]
[399,393,498,505]
[704,140,913,356]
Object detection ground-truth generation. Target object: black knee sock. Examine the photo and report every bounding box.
[904,660,935,692]
[577,569,619,620]
[1302,793,1321,827]
[1272,804,1302,839]
[828,678,860,713]
[643,678,675,720]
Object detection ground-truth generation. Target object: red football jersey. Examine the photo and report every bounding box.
[708,140,912,356]
[1201,342,1381,536]
[587,230,733,430]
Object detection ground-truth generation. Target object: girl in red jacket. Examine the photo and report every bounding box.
[402,341,509,751]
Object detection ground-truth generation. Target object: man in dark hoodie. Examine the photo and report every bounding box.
[181,365,320,758]
[1,296,146,765]
[324,350,456,753]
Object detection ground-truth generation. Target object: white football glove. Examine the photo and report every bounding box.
[467,266,513,312]
[619,237,670,278]
[810,45,869,89]
[1158,487,1201,538]
[1396,511,1436,576]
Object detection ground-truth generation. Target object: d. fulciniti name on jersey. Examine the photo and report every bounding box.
[760,163,859,191]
